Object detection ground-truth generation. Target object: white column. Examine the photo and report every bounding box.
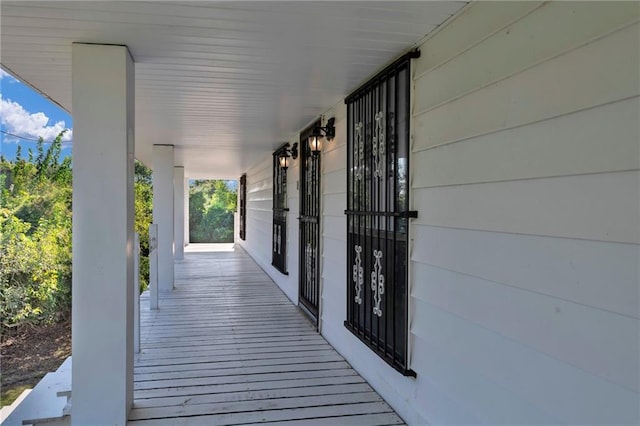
[71,43,134,425]
[174,166,185,260]
[148,224,159,310]
[153,145,174,291]
[184,176,190,246]
[134,233,140,354]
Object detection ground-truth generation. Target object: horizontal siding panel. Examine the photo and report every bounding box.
[246,209,270,221]
[411,364,484,426]
[415,2,640,112]
[414,23,640,150]
[321,238,346,308]
[413,171,640,244]
[411,225,639,318]
[414,2,543,76]
[246,171,270,183]
[246,199,272,212]
[245,226,270,246]
[322,215,346,242]
[411,335,560,425]
[247,185,271,198]
[243,154,275,284]
[322,103,347,155]
[323,143,347,175]
[247,188,272,201]
[247,183,271,196]
[321,234,347,285]
[411,300,639,425]
[320,301,345,340]
[322,169,346,195]
[413,97,640,187]
[247,192,272,204]
[411,262,639,391]
[247,173,271,187]
[321,278,346,326]
[320,275,345,313]
[247,161,270,174]
[323,134,346,155]
[322,193,345,217]
[246,219,270,233]
[246,161,270,178]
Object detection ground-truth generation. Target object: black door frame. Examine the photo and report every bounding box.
[298,120,322,324]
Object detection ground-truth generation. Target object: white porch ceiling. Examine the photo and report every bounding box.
[1,1,466,179]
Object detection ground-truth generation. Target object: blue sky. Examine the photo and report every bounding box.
[1,68,73,161]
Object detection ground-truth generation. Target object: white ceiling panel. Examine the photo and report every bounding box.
[1,1,466,178]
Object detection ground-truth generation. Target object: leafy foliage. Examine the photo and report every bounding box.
[0,133,154,330]
[189,180,237,243]
[134,160,152,292]
[1,133,72,329]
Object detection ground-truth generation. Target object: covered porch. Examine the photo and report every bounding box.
[2,2,638,424]
[132,243,403,425]
[5,244,403,425]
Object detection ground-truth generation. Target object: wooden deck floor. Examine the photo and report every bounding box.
[129,244,404,425]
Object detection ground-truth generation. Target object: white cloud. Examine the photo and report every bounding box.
[0,69,18,83]
[0,94,72,143]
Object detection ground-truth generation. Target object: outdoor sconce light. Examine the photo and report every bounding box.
[279,142,298,170]
[308,117,335,156]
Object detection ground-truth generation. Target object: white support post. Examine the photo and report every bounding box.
[149,223,159,310]
[152,145,175,291]
[71,43,134,425]
[174,166,185,260]
[134,233,140,354]
[184,176,190,247]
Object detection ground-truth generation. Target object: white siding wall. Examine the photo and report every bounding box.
[408,1,639,424]
[318,102,347,333]
[238,154,300,304]
[239,2,640,424]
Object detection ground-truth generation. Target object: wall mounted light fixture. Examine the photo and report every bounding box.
[278,142,298,169]
[308,117,335,156]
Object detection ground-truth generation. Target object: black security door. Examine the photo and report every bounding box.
[298,121,321,323]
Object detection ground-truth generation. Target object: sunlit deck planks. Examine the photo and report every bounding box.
[129,244,404,425]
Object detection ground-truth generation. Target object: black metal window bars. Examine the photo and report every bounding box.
[344,51,419,376]
[239,174,247,241]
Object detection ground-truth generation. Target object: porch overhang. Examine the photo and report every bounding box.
[0,1,466,179]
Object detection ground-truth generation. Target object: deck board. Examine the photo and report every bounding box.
[129,245,404,425]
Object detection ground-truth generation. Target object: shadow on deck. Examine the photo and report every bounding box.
[130,244,404,425]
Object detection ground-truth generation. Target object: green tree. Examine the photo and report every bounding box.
[0,133,153,331]
[1,132,72,329]
[134,160,152,292]
[189,180,237,243]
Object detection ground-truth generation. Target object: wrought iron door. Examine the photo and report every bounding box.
[298,121,321,322]
[272,146,289,274]
[344,51,418,376]
[239,174,246,240]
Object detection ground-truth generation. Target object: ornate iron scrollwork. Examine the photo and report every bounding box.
[353,245,363,304]
[373,111,385,179]
[371,249,385,316]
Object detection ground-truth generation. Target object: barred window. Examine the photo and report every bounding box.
[239,174,246,241]
[344,51,418,376]
[272,144,290,274]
